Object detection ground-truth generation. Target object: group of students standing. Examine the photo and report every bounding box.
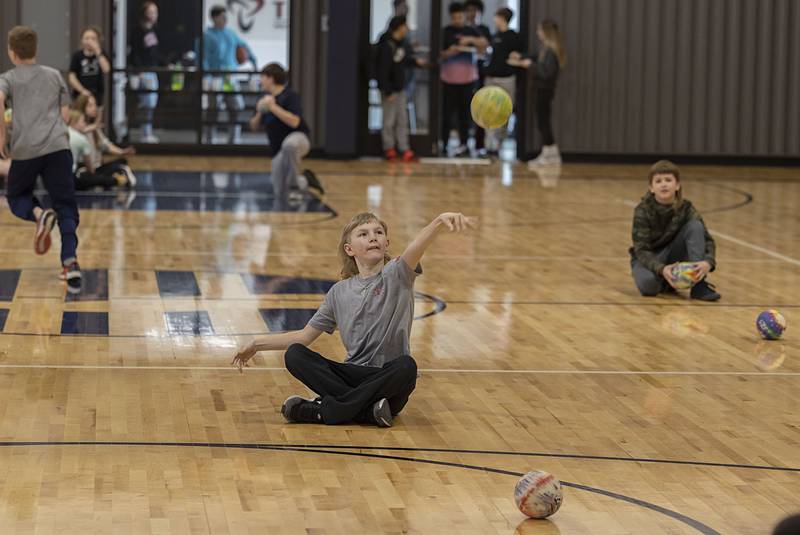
[376,0,567,165]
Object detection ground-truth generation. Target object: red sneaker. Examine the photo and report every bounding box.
[385,148,398,161]
[34,209,57,255]
[401,150,416,162]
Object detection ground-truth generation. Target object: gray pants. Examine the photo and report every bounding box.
[484,75,516,151]
[381,92,410,152]
[631,219,706,296]
[271,131,310,203]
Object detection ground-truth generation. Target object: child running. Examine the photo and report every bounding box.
[0,26,82,293]
[630,160,720,301]
[232,211,475,427]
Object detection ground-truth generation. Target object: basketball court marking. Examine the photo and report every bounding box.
[0,440,723,535]
[0,249,786,263]
[708,230,800,267]
[0,364,796,377]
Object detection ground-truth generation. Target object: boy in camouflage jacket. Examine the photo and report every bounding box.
[629,160,720,301]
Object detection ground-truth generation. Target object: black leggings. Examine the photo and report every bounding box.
[442,82,474,146]
[284,343,417,425]
[75,158,128,190]
[536,88,555,145]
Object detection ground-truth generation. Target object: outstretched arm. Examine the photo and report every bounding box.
[231,323,322,371]
[401,212,476,270]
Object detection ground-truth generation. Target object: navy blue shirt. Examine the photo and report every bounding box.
[260,87,310,155]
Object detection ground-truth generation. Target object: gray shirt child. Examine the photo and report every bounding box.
[309,258,422,367]
[0,64,71,160]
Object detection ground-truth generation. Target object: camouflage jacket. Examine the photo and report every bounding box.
[629,192,716,275]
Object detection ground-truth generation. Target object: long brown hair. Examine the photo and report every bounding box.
[338,212,391,279]
[71,94,100,145]
[539,20,566,69]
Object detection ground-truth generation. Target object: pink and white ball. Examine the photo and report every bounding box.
[514,471,563,518]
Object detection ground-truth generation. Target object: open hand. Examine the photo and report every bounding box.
[436,212,477,232]
[231,342,257,373]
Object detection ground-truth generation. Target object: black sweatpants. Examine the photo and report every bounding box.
[6,149,79,264]
[473,76,486,150]
[284,343,417,425]
[75,158,129,190]
[442,82,474,147]
[536,88,556,145]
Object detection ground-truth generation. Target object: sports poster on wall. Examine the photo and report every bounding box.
[202,0,290,68]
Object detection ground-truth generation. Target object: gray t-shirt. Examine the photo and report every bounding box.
[309,258,421,367]
[0,64,71,160]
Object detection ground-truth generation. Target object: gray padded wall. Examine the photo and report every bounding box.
[290,0,328,148]
[523,0,800,157]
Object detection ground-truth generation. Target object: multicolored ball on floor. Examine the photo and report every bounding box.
[514,470,563,518]
[669,262,701,290]
[756,309,786,340]
[471,86,513,129]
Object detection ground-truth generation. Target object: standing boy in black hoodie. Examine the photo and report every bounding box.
[376,16,423,162]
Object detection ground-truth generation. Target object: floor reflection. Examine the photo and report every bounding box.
[753,340,786,371]
[12,171,334,213]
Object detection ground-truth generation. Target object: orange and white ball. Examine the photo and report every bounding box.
[514,470,563,518]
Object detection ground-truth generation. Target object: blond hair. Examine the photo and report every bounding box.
[648,159,683,205]
[66,109,83,126]
[539,20,566,69]
[71,94,101,144]
[338,212,391,279]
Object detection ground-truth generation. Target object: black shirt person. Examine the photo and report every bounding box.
[482,7,524,154]
[68,26,111,111]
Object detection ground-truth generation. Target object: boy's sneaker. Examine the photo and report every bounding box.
[661,281,677,294]
[690,279,720,301]
[282,395,323,423]
[372,398,393,428]
[401,149,416,162]
[302,169,325,195]
[62,260,82,294]
[34,209,57,255]
[385,148,398,161]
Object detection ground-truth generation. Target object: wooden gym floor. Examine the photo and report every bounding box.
[0,156,798,534]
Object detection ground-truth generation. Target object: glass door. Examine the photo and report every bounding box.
[363,0,440,156]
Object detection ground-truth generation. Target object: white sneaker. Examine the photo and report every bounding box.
[528,145,562,167]
[548,145,562,165]
[121,165,137,187]
[140,133,160,144]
